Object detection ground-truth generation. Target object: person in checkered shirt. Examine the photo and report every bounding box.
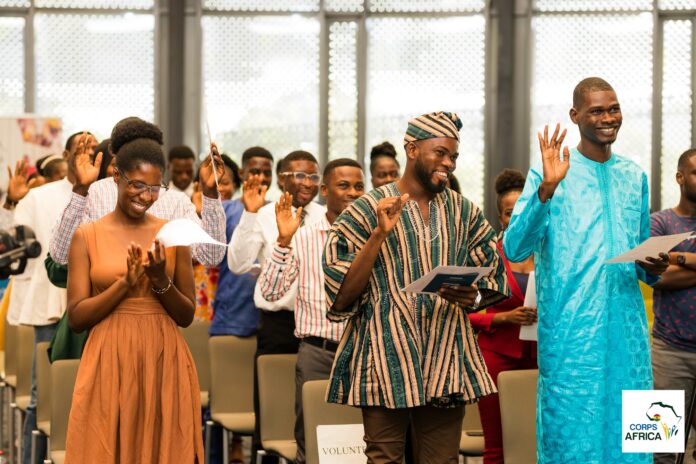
[48,120,226,268]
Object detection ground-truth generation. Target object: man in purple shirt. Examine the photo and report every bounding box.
[650,148,696,464]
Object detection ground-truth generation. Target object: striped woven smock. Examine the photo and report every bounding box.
[323,183,510,409]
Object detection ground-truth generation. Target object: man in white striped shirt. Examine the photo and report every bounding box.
[258,158,365,464]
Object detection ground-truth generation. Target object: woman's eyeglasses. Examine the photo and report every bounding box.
[281,171,322,185]
[118,169,168,196]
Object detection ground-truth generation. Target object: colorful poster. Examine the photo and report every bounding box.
[0,116,63,187]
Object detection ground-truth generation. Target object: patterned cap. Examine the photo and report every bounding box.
[403,111,463,145]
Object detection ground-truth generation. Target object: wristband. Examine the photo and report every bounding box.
[151,277,172,294]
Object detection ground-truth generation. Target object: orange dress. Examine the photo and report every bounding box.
[65,219,204,464]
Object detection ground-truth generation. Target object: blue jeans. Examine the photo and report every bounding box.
[21,323,58,464]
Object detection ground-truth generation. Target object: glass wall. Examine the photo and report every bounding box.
[530,6,653,180]
[201,0,487,205]
[0,1,154,139]
[530,0,696,209]
[2,0,694,211]
[0,17,25,115]
[202,15,320,160]
[35,12,154,138]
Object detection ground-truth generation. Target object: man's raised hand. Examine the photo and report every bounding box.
[72,133,102,194]
[200,142,225,198]
[376,194,409,236]
[275,192,302,248]
[241,173,267,213]
[6,160,32,203]
[538,123,570,202]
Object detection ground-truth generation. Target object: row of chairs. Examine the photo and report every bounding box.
[2,318,538,464]
[185,320,538,464]
[1,323,36,464]
[1,325,78,464]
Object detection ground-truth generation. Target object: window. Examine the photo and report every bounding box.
[328,20,358,161]
[35,13,154,138]
[366,16,486,205]
[530,12,653,183]
[660,20,692,208]
[202,15,320,161]
[0,17,25,116]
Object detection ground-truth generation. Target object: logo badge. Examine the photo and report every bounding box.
[622,390,685,453]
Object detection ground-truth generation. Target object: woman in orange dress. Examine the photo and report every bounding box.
[65,117,203,463]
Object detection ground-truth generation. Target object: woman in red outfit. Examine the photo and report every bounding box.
[469,169,538,464]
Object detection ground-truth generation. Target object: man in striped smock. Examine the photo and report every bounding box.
[323,111,510,463]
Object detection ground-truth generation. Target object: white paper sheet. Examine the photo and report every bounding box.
[155,218,227,248]
[519,271,538,341]
[316,424,366,464]
[605,232,694,264]
[400,266,494,294]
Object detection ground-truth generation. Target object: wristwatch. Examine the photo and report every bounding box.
[676,254,686,267]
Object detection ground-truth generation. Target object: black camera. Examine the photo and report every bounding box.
[0,225,42,279]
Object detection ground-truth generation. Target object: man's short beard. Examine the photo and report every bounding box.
[414,157,447,194]
[684,186,696,204]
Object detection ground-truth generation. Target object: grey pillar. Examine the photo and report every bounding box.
[156,0,186,154]
[484,0,532,224]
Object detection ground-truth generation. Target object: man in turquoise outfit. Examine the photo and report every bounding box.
[504,77,669,463]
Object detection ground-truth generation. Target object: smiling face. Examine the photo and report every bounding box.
[321,166,365,218]
[114,163,163,219]
[570,90,622,147]
[282,159,320,207]
[408,138,459,194]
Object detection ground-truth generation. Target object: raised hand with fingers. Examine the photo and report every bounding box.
[538,123,571,202]
[275,192,302,248]
[200,142,225,198]
[241,173,268,213]
[6,160,32,204]
[144,239,169,291]
[376,194,409,236]
[72,132,102,193]
[125,242,145,287]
